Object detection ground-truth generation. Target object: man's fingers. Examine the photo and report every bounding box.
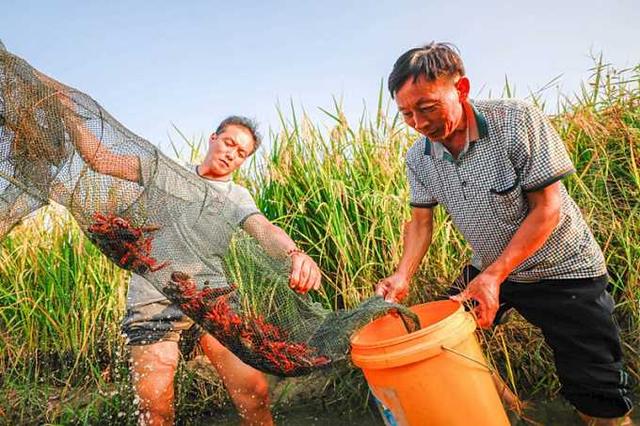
[375,281,388,297]
[291,257,322,294]
[450,290,469,303]
[297,260,312,292]
[453,289,488,327]
[384,286,398,303]
[375,280,389,298]
[470,304,490,329]
[312,269,322,291]
[473,302,497,329]
[471,306,484,327]
[484,311,497,328]
[477,304,488,328]
[289,254,322,294]
[375,276,408,303]
[289,256,303,288]
[482,303,498,328]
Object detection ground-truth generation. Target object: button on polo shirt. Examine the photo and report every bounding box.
[406,99,607,282]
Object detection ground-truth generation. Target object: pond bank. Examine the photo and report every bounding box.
[190,398,640,425]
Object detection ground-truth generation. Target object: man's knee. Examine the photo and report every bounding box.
[231,370,271,416]
[557,361,634,419]
[131,342,179,384]
[244,370,270,402]
[130,342,180,419]
[199,333,271,417]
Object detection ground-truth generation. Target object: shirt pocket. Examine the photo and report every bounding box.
[489,174,527,224]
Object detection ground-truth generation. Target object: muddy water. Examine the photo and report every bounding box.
[512,399,639,425]
[197,398,639,425]
[201,408,384,425]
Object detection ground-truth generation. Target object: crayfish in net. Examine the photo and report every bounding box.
[87,212,169,274]
[166,271,331,375]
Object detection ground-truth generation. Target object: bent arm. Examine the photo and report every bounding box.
[243,214,321,293]
[242,213,297,257]
[453,182,562,327]
[38,72,140,183]
[64,115,141,183]
[376,207,433,302]
[394,207,434,281]
[484,182,562,281]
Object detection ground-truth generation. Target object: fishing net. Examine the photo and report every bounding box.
[0,41,419,376]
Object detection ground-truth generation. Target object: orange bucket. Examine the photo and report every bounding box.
[350,300,510,426]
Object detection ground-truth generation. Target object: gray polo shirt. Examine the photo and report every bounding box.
[126,156,260,307]
[406,99,606,282]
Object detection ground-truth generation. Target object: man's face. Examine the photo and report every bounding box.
[206,124,255,176]
[395,74,467,142]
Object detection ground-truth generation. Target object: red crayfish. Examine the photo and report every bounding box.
[167,271,331,375]
[87,212,169,274]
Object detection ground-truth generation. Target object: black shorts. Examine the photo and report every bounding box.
[449,265,634,418]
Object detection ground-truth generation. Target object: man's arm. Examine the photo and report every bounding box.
[452,182,562,327]
[38,72,140,183]
[63,116,141,183]
[376,207,433,303]
[242,214,321,294]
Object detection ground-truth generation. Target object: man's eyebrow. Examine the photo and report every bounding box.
[416,98,438,105]
[223,135,238,144]
[227,136,251,154]
[398,97,437,110]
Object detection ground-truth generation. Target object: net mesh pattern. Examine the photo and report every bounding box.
[0,42,419,376]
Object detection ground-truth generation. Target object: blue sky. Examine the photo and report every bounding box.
[3,0,639,155]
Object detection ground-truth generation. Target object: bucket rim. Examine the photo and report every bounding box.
[350,300,464,349]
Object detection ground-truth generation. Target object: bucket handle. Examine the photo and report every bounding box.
[442,345,530,420]
[441,345,493,373]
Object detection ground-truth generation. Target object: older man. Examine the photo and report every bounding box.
[376,42,633,425]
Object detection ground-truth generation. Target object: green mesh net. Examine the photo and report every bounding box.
[0,41,419,376]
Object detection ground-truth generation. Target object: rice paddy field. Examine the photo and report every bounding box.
[0,62,638,424]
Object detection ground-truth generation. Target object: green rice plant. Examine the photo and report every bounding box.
[0,207,127,380]
[244,61,639,399]
[0,60,637,424]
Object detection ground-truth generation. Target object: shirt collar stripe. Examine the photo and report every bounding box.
[423,100,489,157]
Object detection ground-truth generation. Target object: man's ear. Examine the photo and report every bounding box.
[455,77,470,102]
[209,132,217,143]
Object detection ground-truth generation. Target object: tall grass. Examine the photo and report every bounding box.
[0,206,125,373]
[0,61,638,423]
[247,61,639,395]
[558,60,640,377]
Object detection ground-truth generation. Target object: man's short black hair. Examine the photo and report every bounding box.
[216,115,262,154]
[388,42,465,98]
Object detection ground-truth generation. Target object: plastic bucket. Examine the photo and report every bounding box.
[350,300,510,426]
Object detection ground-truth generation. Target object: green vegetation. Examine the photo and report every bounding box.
[1,61,638,424]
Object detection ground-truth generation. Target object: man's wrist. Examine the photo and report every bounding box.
[286,247,305,257]
[484,262,510,283]
[394,269,411,284]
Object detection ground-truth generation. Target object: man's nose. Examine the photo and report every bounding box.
[413,114,429,130]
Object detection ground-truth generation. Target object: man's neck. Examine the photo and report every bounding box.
[441,111,468,160]
[196,164,232,182]
[440,101,478,160]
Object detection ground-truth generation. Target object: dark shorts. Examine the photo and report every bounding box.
[121,299,205,350]
[449,265,634,418]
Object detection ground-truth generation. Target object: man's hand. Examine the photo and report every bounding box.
[289,252,321,294]
[375,273,410,303]
[450,270,502,328]
[450,183,561,328]
[243,216,323,294]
